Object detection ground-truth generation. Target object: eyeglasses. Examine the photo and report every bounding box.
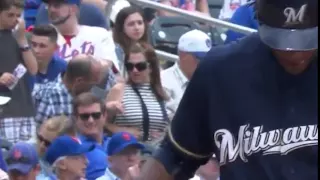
[37,133,51,147]
[78,112,102,121]
[125,62,148,72]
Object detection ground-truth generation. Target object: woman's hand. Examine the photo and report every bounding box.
[106,101,124,114]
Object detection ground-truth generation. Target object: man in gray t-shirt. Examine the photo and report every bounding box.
[0,0,37,119]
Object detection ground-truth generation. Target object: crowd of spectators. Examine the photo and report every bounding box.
[0,0,254,179]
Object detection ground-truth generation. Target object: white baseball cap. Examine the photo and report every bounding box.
[178,29,212,59]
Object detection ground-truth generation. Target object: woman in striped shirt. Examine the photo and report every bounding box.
[106,43,171,145]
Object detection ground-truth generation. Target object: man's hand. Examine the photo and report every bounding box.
[14,18,27,44]
[0,73,16,87]
[128,164,141,180]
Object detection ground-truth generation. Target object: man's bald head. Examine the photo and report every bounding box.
[65,55,95,82]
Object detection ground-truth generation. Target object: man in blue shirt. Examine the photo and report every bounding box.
[35,1,109,29]
[138,0,318,179]
[73,92,111,180]
[29,24,67,90]
[96,132,145,180]
[225,1,258,44]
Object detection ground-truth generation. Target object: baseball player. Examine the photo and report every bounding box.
[43,0,120,71]
[138,0,318,179]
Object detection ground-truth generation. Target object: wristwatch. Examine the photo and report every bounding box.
[19,44,30,52]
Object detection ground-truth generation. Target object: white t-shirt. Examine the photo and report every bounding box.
[219,0,248,20]
[56,25,119,70]
[161,63,188,112]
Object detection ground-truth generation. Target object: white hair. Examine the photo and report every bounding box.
[51,156,67,175]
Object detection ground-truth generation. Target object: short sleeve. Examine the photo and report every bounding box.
[168,59,215,160]
[94,30,120,71]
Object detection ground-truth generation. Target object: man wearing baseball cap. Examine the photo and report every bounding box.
[138,0,318,179]
[96,132,145,180]
[44,135,94,180]
[40,0,120,71]
[6,142,39,180]
[161,29,212,112]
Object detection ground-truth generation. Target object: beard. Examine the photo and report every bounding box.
[49,14,71,25]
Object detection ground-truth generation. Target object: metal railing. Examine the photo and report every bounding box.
[105,0,258,62]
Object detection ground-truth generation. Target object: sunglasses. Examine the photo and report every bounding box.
[78,112,102,121]
[125,62,148,72]
[37,133,51,147]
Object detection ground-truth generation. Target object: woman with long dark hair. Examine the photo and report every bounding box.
[113,7,149,74]
[106,43,171,146]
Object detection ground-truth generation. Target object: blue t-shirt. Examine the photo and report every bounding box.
[28,56,67,90]
[224,2,258,44]
[35,3,109,29]
[170,33,318,180]
[78,135,109,180]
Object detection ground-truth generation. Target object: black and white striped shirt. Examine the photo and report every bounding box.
[114,84,169,140]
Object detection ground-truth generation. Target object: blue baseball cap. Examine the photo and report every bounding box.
[6,142,39,174]
[256,0,318,51]
[44,135,95,165]
[42,0,81,5]
[107,132,145,156]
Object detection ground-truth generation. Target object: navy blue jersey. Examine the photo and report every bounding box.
[169,33,318,180]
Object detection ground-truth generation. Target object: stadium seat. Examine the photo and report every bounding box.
[199,25,225,46]
[149,16,201,55]
[207,0,224,18]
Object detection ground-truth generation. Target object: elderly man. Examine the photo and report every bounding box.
[161,29,212,112]
[96,132,145,180]
[44,135,94,180]
[160,30,219,180]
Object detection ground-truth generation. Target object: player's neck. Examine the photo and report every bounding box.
[56,20,79,36]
